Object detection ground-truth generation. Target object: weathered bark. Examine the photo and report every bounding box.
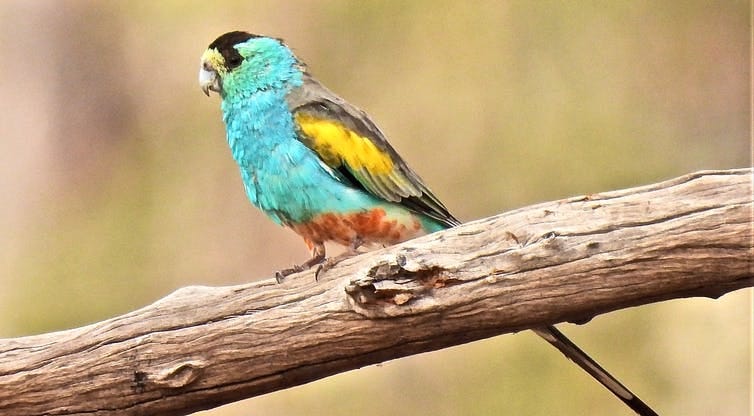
[0,168,751,416]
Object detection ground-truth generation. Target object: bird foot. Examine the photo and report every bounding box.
[274,265,304,283]
[313,249,361,280]
[274,253,328,283]
[275,240,362,283]
[314,258,337,281]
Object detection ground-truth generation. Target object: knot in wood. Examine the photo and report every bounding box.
[150,359,206,389]
[344,254,457,318]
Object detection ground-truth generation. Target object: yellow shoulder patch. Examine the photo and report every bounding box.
[295,113,394,174]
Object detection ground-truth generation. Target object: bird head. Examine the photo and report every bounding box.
[199,31,304,99]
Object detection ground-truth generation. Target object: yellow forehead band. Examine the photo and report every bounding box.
[201,49,227,74]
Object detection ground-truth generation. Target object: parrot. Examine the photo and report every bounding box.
[199,31,657,416]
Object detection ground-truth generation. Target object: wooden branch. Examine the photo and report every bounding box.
[1,168,752,416]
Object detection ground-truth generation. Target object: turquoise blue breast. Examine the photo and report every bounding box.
[221,89,384,225]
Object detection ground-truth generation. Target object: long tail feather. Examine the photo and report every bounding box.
[532,325,659,416]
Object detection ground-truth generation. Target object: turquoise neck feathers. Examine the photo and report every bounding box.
[217,38,372,226]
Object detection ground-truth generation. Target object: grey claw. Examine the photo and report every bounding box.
[314,264,324,281]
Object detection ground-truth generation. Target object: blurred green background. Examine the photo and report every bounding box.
[0,1,750,415]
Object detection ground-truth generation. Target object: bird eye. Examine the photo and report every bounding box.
[227,55,243,68]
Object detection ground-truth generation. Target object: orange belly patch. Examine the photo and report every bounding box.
[290,208,424,247]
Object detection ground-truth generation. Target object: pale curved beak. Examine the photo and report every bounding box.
[199,65,221,96]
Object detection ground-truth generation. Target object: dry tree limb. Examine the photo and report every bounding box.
[0,168,751,416]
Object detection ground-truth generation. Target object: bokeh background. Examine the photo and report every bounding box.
[0,1,750,415]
